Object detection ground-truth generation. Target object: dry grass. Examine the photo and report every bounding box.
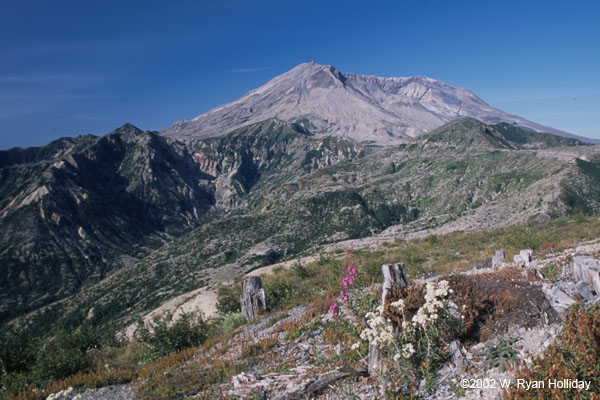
[353,216,600,279]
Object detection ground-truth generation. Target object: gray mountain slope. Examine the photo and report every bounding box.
[164,62,598,145]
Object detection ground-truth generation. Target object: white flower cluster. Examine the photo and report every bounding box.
[411,280,452,327]
[360,305,395,349]
[402,343,415,358]
[354,280,455,365]
[390,298,405,311]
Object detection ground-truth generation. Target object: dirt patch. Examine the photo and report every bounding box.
[384,267,560,343]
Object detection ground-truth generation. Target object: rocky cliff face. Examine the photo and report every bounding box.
[163,62,595,145]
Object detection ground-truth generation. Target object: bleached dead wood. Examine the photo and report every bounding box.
[572,256,600,296]
[492,250,505,267]
[369,263,408,376]
[381,263,408,305]
[240,276,267,321]
[542,283,576,316]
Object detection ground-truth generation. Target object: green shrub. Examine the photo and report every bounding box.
[136,312,208,361]
[216,285,241,315]
[0,326,39,376]
[222,313,246,333]
[502,225,545,250]
[264,277,295,308]
[292,261,310,279]
[33,327,105,381]
[0,325,123,396]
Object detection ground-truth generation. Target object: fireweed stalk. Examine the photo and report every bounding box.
[328,251,359,318]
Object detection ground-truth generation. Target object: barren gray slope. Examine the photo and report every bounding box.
[163,62,594,144]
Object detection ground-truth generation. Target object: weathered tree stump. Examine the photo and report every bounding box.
[368,343,382,376]
[492,250,505,268]
[513,249,533,268]
[369,263,408,376]
[572,256,600,297]
[240,276,267,321]
[542,283,576,316]
[381,263,408,305]
[576,281,595,302]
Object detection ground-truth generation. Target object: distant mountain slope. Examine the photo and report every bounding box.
[418,118,590,151]
[164,62,597,145]
[16,118,599,337]
[0,124,216,323]
[0,120,365,326]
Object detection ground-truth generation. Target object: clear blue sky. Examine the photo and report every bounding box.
[1,0,599,149]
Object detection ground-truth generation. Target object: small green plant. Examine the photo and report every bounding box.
[136,312,208,361]
[451,380,467,397]
[347,288,378,322]
[292,260,310,279]
[222,312,246,333]
[539,263,562,281]
[479,337,519,372]
[216,285,241,315]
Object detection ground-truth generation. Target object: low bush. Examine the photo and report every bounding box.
[136,312,208,361]
[216,285,241,315]
[222,313,246,333]
[0,325,120,398]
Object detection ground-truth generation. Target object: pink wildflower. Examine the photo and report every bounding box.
[329,300,339,318]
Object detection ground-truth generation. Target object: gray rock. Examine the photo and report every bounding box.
[449,341,468,369]
[447,300,459,318]
[47,385,133,400]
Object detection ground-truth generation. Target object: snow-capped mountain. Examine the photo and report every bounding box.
[163,61,589,145]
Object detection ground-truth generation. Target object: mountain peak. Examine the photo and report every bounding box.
[113,123,143,135]
[163,64,584,144]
